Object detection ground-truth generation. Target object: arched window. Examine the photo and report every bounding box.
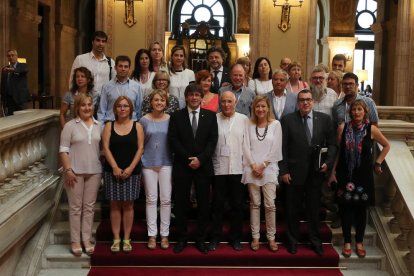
[170,0,235,40]
[354,0,377,92]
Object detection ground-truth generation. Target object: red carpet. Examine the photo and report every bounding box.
[89,267,343,276]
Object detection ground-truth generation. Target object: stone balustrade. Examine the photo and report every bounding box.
[0,110,61,275]
[378,106,414,123]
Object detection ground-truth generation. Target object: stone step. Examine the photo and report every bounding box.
[335,245,386,270]
[38,268,89,276]
[341,269,390,276]
[331,224,377,246]
[50,221,99,245]
[42,244,90,269]
[57,202,102,222]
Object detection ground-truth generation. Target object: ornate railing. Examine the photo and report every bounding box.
[378,106,414,124]
[372,119,414,276]
[0,110,61,275]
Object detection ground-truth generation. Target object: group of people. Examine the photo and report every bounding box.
[59,31,390,260]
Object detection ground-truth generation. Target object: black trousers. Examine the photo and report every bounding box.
[210,174,244,242]
[339,204,367,243]
[4,95,24,115]
[174,173,211,242]
[285,171,323,247]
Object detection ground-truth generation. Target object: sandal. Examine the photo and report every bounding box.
[251,238,260,251]
[148,236,157,250]
[268,240,279,252]
[123,239,133,253]
[110,239,121,253]
[70,245,82,257]
[161,236,169,250]
[83,241,95,256]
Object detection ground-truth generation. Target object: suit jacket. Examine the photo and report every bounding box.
[279,110,337,186]
[1,63,31,105]
[168,107,218,178]
[210,66,231,93]
[266,90,297,120]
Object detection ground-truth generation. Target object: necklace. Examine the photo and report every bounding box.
[255,123,268,141]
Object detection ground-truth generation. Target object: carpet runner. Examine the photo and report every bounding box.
[89,199,341,275]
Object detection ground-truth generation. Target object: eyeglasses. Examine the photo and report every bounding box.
[342,82,355,87]
[156,79,168,82]
[116,104,130,109]
[298,98,313,103]
[311,76,325,81]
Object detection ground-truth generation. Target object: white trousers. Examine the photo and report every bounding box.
[248,182,277,240]
[142,166,172,237]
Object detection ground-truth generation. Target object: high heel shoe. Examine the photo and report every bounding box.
[355,243,366,258]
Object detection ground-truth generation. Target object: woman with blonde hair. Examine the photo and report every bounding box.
[59,93,102,256]
[242,95,283,252]
[148,41,168,72]
[102,96,144,253]
[286,61,308,93]
[327,70,344,98]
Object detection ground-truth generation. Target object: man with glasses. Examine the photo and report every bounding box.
[332,72,378,127]
[97,55,142,123]
[279,89,337,256]
[309,67,338,117]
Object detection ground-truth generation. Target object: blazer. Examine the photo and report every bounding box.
[266,90,297,120]
[210,66,231,93]
[1,63,31,105]
[279,110,337,186]
[168,107,218,178]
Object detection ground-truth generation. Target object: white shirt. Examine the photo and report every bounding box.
[134,71,156,97]
[242,120,283,186]
[313,87,338,118]
[272,89,287,119]
[210,65,224,83]
[169,68,195,108]
[253,79,273,95]
[213,112,249,175]
[69,51,116,95]
[187,106,200,126]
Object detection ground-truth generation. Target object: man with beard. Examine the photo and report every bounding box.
[309,67,338,117]
[332,72,378,127]
[219,64,255,117]
[207,47,231,93]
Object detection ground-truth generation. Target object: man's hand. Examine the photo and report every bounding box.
[281,174,291,185]
[188,157,200,169]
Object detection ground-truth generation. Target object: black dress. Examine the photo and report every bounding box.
[104,121,141,201]
[336,123,375,206]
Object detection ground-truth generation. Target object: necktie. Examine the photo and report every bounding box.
[192,110,198,137]
[303,115,311,145]
[213,70,220,92]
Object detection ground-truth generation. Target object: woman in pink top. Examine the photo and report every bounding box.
[286,61,308,93]
[196,70,218,112]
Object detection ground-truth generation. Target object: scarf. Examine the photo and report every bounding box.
[344,119,368,180]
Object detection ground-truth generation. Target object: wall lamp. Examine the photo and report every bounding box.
[115,0,143,27]
[272,0,304,32]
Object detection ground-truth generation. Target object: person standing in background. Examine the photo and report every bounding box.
[1,49,31,115]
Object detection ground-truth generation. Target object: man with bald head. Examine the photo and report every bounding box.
[219,64,255,116]
[280,57,292,71]
[209,91,249,251]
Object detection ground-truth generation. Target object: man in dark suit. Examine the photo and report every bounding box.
[266,69,297,120]
[207,46,231,93]
[1,49,31,115]
[279,88,337,256]
[168,83,218,254]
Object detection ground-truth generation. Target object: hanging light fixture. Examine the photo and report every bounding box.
[272,0,304,32]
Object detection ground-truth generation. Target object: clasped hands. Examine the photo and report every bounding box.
[251,163,265,179]
[188,157,200,169]
[112,166,133,180]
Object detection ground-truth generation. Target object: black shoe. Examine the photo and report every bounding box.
[195,242,209,254]
[208,240,219,251]
[173,241,187,253]
[231,240,243,251]
[286,243,297,254]
[311,244,324,256]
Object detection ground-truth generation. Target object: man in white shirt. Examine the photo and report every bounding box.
[69,31,116,96]
[207,46,231,93]
[97,56,142,123]
[309,67,338,117]
[209,91,249,252]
